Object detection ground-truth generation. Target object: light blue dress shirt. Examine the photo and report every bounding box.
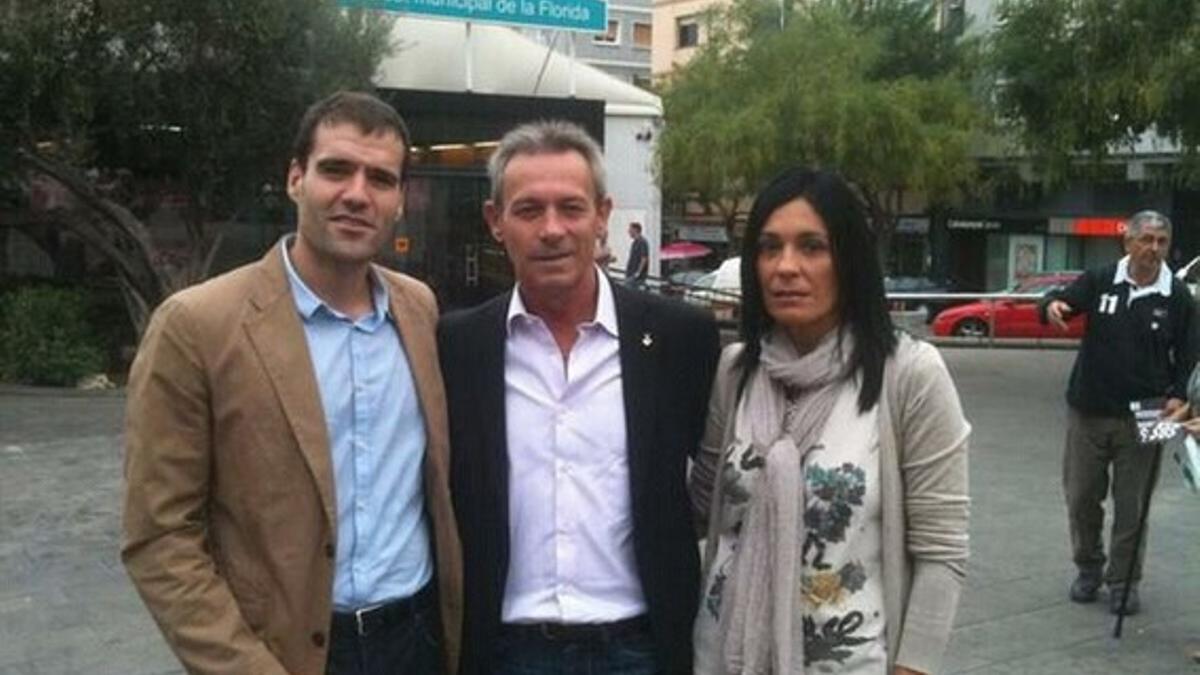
[282,238,432,610]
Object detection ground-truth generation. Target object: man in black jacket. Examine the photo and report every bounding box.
[1043,210,1197,615]
[438,120,719,674]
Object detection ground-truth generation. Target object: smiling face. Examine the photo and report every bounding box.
[756,197,840,350]
[286,121,406,271]
[485,149,612,311]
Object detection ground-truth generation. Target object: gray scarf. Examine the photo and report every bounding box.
[719,326,853,674]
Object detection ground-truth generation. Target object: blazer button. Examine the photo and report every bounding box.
[324,543,335,558]
[311,631,326,648]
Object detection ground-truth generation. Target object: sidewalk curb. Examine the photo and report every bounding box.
[0,384,126,398]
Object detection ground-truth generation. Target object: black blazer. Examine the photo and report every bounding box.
[438,284,720,674]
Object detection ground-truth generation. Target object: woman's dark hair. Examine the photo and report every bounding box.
[737,167,897,412]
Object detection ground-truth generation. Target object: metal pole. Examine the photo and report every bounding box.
[1112,441,1164,638]
[987,298,996,347]
[568,31,577,98]
[465,22,474,92]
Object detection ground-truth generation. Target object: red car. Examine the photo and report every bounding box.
[931,271,1086,338]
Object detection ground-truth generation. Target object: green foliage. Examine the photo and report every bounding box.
[0,0,395,218]
[0,287,106,386]
[0,1,396,339]
[657,0,984,234]
[990,0,1200,183]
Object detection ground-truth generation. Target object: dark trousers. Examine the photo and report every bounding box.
[326,582,441,675]
[1063,408,1159,584]
[492,618,660,675]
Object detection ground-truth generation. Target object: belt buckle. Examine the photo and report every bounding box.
[354,603,383,636]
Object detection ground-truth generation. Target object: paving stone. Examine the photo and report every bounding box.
[4,349,1200,674]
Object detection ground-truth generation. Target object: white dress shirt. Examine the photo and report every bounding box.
[501,270,647,624]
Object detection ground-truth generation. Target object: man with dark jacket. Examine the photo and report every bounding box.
[438,120,719,674]
[1042,210,1197,616]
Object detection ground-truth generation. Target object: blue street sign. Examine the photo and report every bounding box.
[343,0,607,32]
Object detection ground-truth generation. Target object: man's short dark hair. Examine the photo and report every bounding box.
[629,222,643,234]
[291,90,412,182]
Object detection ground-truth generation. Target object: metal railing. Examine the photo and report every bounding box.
[633,270,1079,349]
[885,292,1080,348]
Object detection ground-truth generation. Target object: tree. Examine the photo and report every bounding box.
[656,0,983,259]
[989,0,1200,182]
[0,0,394,335]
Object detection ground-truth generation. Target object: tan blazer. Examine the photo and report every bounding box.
[122,243,462,675]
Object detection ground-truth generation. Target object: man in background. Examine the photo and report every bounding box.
[1042,210,1196,616]
[625,221,649,288]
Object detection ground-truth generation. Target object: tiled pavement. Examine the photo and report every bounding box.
[2,348,1198,674]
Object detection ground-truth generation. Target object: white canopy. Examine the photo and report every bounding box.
[374,18,662,118]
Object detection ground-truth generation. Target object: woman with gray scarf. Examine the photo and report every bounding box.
[689,168,971,675]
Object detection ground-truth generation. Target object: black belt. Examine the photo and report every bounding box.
[499,615,650,642]
[331,582,435,637]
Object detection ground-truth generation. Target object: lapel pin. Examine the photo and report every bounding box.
[641,332,654,348]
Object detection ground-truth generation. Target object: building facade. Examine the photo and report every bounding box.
[521,0,654,88]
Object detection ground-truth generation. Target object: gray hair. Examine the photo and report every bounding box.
[1125,210,1172,240]
[487,120,607,206]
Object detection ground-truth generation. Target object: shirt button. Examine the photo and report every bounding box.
[311,631,326,648]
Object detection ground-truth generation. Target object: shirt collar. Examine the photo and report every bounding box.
[281,234,390,322]
[1113,255,1172,297]
[506,266,619,338]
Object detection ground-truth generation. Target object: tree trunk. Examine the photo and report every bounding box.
[16,150,218,337]
[859,187,896,274]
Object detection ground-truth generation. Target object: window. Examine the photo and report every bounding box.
[941,0,965,36]
[633,22,651,49]
[677,16,699,48]
[594,19,620,45]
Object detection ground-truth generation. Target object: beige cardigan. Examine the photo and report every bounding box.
[691,334,970,674]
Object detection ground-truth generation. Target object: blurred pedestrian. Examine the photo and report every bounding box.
[625,221,649,288]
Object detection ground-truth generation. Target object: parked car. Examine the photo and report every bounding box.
[684,257,741,320]
[662,269,709,298]
[931,271,1085,338]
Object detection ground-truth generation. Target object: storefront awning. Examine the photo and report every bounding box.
[1048,217,1124,237]
[374,18,662,117]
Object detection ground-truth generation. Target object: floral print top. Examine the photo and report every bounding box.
[694,383,887,674]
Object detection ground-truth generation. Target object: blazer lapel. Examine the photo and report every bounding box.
[479,294,511,516]
[243,245,337,529]
[385,276,445,453]
[613,287,658,514]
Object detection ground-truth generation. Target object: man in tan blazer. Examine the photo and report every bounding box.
[122,91,462,675]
